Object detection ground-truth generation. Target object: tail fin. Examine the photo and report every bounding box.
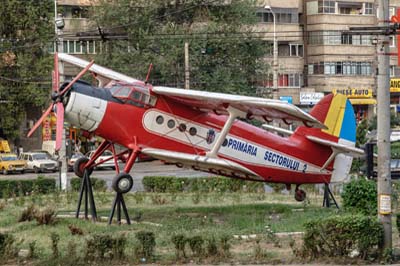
[294,93,358,183]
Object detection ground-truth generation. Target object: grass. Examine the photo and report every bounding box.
[0,189,344,264]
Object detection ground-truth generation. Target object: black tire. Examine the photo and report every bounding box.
[73,157,93,178]
[34,167,40,174]
[112,173,133,193]
[294,189,306,202]
[2,168,8,175]
[20,170,25,174]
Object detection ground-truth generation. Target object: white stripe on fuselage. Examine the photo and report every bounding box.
[142,110,326,174]
[64,92,107,132]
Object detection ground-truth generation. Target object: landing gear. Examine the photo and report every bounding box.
[108,173,133,225]
[73,157,92,178]
[74,140,140,225]
[294,186,306,202]
[112,173,133,193]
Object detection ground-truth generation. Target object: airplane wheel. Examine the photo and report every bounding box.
[294,189,306,202]
[73,157,92,178]
[112,173,133,194]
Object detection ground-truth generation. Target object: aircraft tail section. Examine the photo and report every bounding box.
[294,94,358,183]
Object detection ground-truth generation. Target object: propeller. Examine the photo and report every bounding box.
[27,52,94,151]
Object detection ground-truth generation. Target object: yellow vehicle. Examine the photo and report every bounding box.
[0,153,26,175]
[0,140,11,153]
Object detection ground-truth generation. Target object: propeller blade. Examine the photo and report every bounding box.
[27,104,54,137]
[59,60,94,96]
[55,102,65,151]
[53,52,59,92]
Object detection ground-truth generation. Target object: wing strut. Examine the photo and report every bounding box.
[206,106,245,158]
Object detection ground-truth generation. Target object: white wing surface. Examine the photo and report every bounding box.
[152,86,326,129]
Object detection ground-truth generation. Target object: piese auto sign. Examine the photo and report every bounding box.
[299,92,324,105]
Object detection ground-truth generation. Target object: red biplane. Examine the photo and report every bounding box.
[28,53,363,223]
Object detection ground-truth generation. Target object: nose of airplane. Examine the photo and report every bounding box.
[64,81,109,132]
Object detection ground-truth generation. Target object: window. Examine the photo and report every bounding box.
[289,44,303,57]
[364,3,373,15]
[256,8,299,23]
[308,61,372,75]
[318,0,336,14]
[109,83,157,107]
[309,31,371,45]
[277,73,303,87]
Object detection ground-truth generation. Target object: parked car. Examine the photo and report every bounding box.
[20,152,58,173]
[85,150,119,170]
[0,153,26,175]
[67,153,84,172]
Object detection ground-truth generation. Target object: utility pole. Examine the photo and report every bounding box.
[184,42,190,89]
[377,0,392,249]
[55,0,68,190]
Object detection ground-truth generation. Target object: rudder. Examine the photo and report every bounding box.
[294,93,357,182]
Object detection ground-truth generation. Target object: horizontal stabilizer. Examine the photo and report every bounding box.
[306,135,364,157]
[141,148,261,180]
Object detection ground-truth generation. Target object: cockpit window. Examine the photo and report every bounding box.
[109,83,157,107]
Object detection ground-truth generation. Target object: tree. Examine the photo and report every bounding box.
[91,0,269,95]
[0,0,54,141]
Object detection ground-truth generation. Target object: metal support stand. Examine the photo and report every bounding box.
[75,169,97,221]
[108,192,131,225]
[322,183,339,209]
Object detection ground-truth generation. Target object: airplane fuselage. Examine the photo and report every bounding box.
[65,81,333,185]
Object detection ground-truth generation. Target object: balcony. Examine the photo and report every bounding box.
[63,18,95,33]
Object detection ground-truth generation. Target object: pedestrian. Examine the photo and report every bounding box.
[18,145,23,156]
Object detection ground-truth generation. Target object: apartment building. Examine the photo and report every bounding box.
[58,0,400,122]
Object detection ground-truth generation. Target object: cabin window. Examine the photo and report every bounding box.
[109,83,157,107]
[156,115,164,125]
[167,119,175,129]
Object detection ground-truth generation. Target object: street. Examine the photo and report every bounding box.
[0,160,211,192]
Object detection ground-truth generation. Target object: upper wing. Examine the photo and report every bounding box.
[152,86,326,129]
[58,53,140,86]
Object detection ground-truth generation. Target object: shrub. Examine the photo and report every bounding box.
[36,208,57,225]
[218,234,231,258]
[85,233,126,261]
[172,234,187,259]
[299,214,383,260]
[70,178,106,192]
[0,178,55,198]
[134,231,156,260]
[18,204,37,222]
[187,235,204,257]
[142,176,264,193]
[342,178,377,215]
[0,233,15,260]
[50,233,60,258]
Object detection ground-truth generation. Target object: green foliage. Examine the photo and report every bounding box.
[341,178,377,215]
[70,178,106,192]
[18,203,37,222]
[50,232,60,258]
[300,214,383,260]
[0,232,15,260]
[0,178,55,198]
[134,231,156,260]
[35,207,57,225]
[0,1,54,140]
[172,234,187,259]
[187,235,204,257]
[85,233,127,261]
[92,0,268,96]
[142,176,264,193]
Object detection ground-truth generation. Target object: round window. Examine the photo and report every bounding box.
[178,123,187,132]
[189,127,197,136]
[156,115,164,125]
[167,119,175,129]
